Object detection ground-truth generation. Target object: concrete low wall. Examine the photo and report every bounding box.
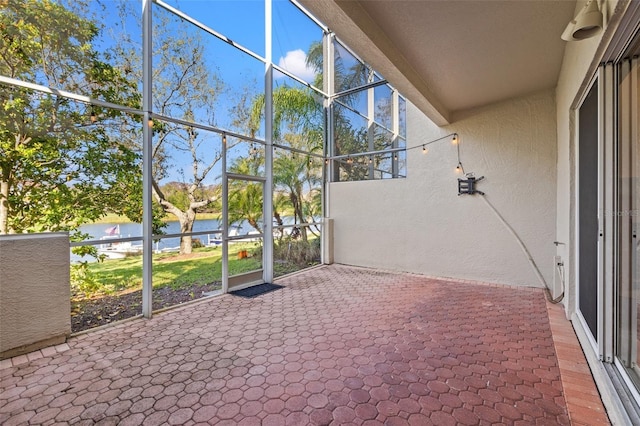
[0,232,71,359]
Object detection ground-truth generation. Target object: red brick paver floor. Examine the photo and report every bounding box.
[0,265,605,425]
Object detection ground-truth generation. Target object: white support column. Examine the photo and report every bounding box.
[141,0,153,318]
[263,0,274,284]
[322,31,335,265]
[392,90,400,178]
[367,69,375,179]
[325,33,336,185]
[222,134,229,293]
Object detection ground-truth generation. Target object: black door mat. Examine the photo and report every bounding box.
[230,283,284,298]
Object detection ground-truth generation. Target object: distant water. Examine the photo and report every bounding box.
[80,219,225,243]
[74,218,243,262]
[72,217,301,262]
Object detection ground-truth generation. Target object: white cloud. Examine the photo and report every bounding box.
[277,49,316,83]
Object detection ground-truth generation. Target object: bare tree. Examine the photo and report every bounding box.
[115,4,225,254]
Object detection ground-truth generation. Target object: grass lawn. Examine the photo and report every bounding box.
[71,238,320,332]
[81,243,261,298]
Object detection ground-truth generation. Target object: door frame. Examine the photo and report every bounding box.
[575,75,602,355]
[222,172,267,293]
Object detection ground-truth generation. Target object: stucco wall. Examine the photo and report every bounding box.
[0,233,71,359]
[329,89,557,287]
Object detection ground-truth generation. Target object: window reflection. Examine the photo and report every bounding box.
[374,84,393,130]
[334,41,369,93]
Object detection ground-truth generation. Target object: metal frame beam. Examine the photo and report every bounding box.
[263,0,274,284]
[141,0,153,318]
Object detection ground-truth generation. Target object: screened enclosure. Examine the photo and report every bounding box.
[0,0,406,331]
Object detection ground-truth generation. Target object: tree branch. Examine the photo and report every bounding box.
[151,178,183,219]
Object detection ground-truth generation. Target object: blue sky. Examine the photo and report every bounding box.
[160,0,323,85]
[152,1,325,185]
[153,0,325,130]
[89,0,326,184]
[94,0,323,108]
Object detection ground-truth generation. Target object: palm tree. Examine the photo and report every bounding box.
[239,39,371,239]
[245,74,324,238]
[228,154,264,233]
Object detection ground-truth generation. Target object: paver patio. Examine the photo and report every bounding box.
[0,264,608,425]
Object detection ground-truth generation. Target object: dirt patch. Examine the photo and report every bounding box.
[71,282,221,333]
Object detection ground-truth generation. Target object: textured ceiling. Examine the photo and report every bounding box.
[298,0,577,125]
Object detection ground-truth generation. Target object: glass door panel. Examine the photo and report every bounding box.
[578,82,599,341]
[632,59,640,381]
[224,175,265,291]
[617,55,640,393]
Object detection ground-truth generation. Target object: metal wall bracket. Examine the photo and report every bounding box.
[458,175,485,196]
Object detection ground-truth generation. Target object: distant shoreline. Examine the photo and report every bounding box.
[91,212,221,224]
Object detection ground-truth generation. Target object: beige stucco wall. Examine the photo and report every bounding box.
[0,233,71,359]
[329,89,557,287]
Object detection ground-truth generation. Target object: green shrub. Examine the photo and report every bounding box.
[70,261,103,297]
[274,237,320,266]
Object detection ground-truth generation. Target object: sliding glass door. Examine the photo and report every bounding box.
[578,82,600,344]
[617,53,640,394]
